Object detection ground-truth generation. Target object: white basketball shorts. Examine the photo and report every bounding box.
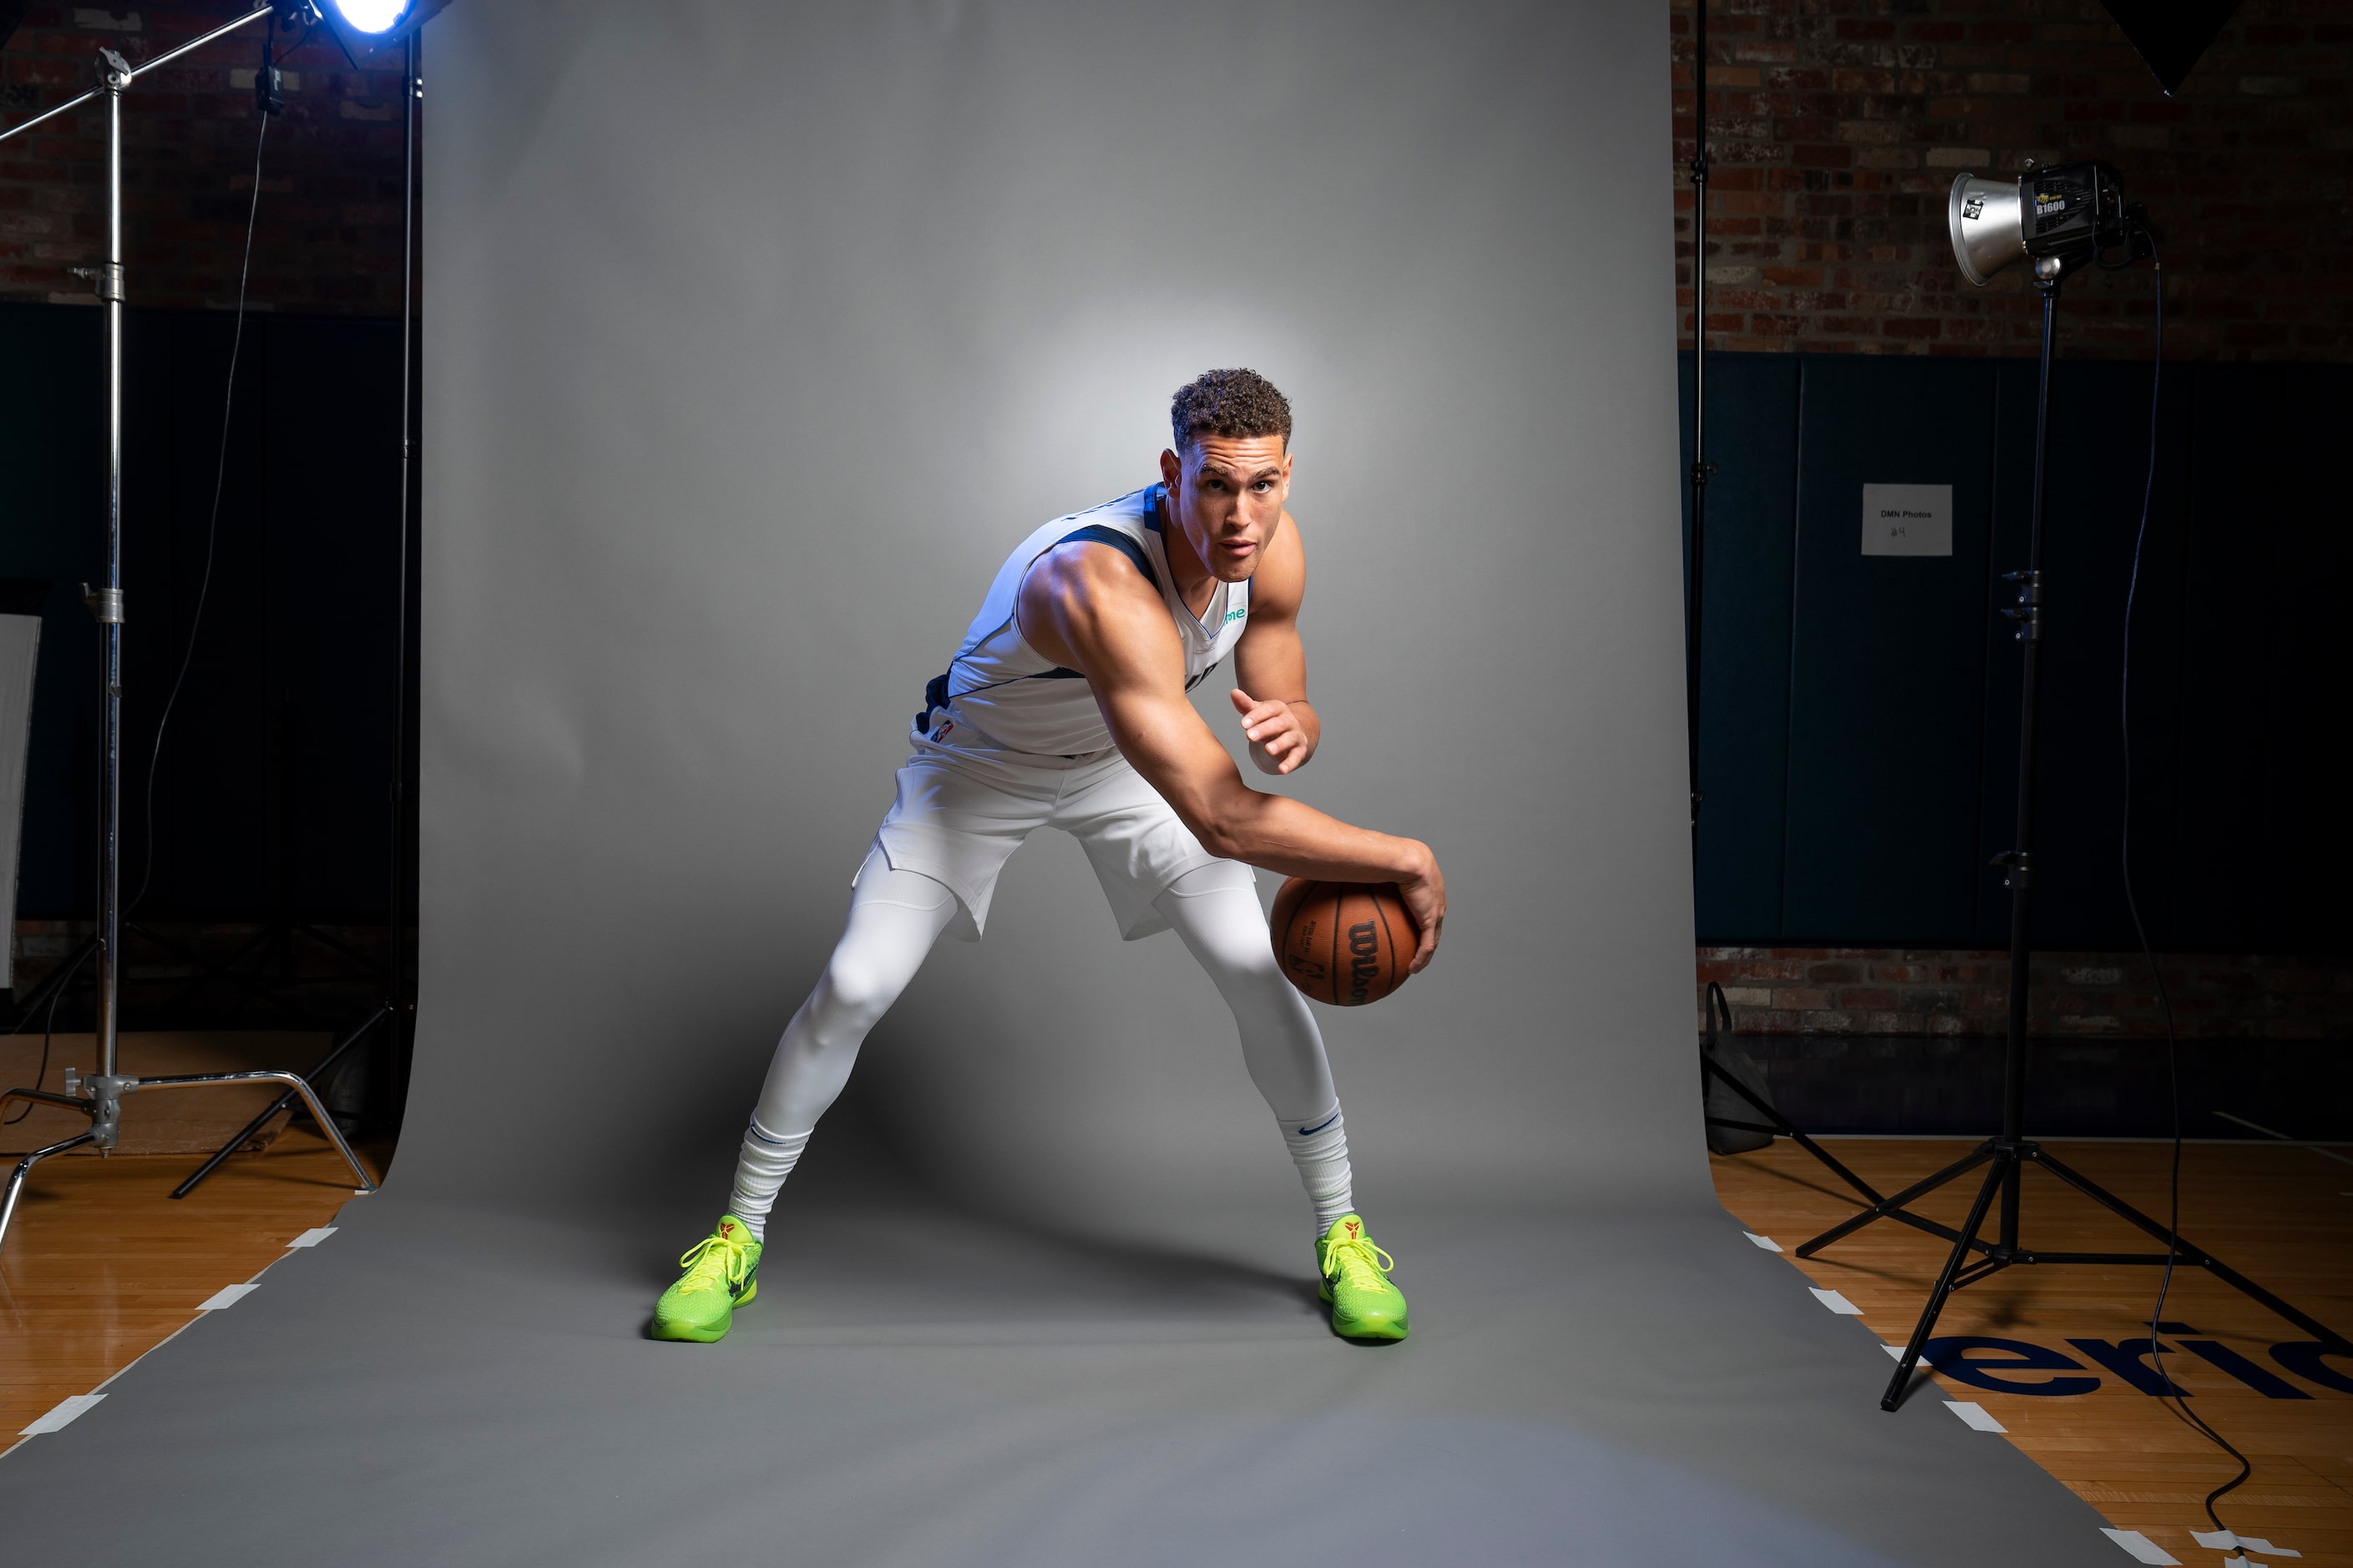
[865,746,1254,942]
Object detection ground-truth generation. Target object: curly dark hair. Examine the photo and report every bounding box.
[1169,368,1293,452]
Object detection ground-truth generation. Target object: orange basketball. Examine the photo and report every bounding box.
[1270,878,1418,1006]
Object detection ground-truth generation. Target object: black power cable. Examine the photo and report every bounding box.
[2120,239,2254,1535]
[2,944,93,1126]
[128,94,271,915]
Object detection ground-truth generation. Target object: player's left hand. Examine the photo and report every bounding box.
[1231,687,1311,776]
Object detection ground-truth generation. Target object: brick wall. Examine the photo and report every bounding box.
[13,3,2342,341]
[0,3,411,314]
[1698,946,2353,1039]
[1672,0,2353,361]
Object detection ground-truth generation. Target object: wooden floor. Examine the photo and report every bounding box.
[1713,1137,2353,1568]
[3,1130,2346,1565]
[0,1128,385,1456]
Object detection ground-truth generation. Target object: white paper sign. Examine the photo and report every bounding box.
[1861,483,1952,556]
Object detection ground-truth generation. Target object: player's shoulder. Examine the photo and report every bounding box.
[1020,497,1162,615]
[1028,488,1161,581]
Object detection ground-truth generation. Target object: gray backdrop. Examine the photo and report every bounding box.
[0,4,2128,1561]
[401,0,1701,1223]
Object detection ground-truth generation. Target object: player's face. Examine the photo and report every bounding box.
[1159,434,1290,584]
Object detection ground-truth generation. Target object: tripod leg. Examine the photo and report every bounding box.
[0,1129,102,1251]
[1799,1141,1994,1257]
[1702,1055,1888,1206]
[170,1005,389,1201]
[1881,1150,2011,1411]
[2032,1149,2353,1354]
[133,1072,378,1193]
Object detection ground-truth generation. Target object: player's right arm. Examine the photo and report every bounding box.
[1019,544,1445,971]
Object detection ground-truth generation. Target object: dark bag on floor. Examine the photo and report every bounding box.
[1699,981,1775,1155]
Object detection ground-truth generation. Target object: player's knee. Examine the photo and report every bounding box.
[815,954,905,1034]
[1200,933,1285,991]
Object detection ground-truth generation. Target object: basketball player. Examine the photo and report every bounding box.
[654,369,1445,1343]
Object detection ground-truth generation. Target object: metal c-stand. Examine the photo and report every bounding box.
[0,7,387,1247]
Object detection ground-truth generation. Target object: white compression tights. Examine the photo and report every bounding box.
[726,851,1354,1237]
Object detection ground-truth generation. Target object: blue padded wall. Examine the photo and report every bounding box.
[1682,350,2346,950]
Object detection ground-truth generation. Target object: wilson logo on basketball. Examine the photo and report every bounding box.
[1346,921,1380,1004]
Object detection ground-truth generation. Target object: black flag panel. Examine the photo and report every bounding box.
[2098,0,2244,95]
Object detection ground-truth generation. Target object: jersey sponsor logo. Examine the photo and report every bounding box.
[1223,604,1247,624]
[1346,920,1380,1004]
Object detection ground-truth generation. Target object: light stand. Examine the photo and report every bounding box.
[175,22,420,1201]
[1794,206,2351,1407]
[1684,1,1896,1212]
[1683,0,1713,839]
[0,7,381,1247]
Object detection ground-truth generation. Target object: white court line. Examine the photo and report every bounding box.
[1743,1232,1784,1251]
[1944,1400,2006,1433]
[1883,1343,1907,1360]
[2101,1528,2181,1565]
[286,1227,337,1247]
[0,1232,311,1460]
[1809,1287,1863,1315]
[196,1282,261,1311]
[2194,1531,2299,1558]
[18,1393,104,1437]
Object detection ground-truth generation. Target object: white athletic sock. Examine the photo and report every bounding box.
[726,1117,812,1241]
[1280,1105,1355,1234]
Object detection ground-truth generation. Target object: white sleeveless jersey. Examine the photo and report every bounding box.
[914,483,1249,764]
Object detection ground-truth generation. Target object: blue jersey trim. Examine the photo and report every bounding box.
[1054,523,1161,592]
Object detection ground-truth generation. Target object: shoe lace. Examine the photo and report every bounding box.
[676,1232,751,1292]
[1323,1235,1394,1291]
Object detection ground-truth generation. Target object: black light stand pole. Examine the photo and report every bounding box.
[387,23,419,1128]
[1786,257,2351,1408]
[1992,266,2061,1264]
[1865,261,2064,1411]
[175,24,421,1198]
[1684,0,1712,839]
[1682,2,1907,1208]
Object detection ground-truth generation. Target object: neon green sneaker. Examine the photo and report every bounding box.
[651,1215,762,1343]
[1317,1213,1409,1342]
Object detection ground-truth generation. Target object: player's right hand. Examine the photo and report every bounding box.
[1399,848,1445,974]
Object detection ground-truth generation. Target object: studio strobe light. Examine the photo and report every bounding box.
[324,0,411,33]
[1947,159,2148,286]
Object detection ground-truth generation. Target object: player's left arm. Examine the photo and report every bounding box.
[1229,509,1320,776]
